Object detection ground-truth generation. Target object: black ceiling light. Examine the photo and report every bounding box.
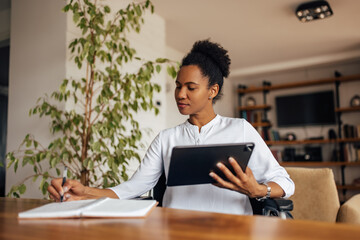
[296,0,333,22]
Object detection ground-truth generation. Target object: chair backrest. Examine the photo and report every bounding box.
[337,194,360,224]
[153,172,167,207]
[285,167,340,222]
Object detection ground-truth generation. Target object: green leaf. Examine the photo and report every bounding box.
[167,66,177,79]
[62,4,70,12]
[135,5,142,16]
[42,181,49,195]
[18,184,26,194]
[14,160,19,173]
[155,58,167,63]
[25,150,34,155]
[156,65,161,73]
[104,6,110,13]
[13,192,20,198]
[73,12,80,23]
[92,141,101,152]
[32,175,39,182]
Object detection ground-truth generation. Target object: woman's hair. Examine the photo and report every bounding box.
[181,39,231,102]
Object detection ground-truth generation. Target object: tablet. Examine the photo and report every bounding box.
[166,142,255,187]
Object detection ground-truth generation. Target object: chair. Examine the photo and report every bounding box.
[285,167,339,222]
[285,167,360,224]
[337,194,360,224]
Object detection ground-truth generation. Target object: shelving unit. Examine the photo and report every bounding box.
[280,161,360,167]
[266,138,360,146]
[237,73,360,200]
[335,106,360,113]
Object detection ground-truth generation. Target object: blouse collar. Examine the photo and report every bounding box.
[184,114,221,133]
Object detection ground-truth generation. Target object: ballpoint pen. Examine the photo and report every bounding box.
[60,166,68,202]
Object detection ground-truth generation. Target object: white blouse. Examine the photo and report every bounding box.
[110,115,295,215]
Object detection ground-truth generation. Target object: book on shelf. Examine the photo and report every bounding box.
[18,197,158,219]
[343,143,360,162]
[342,124,360,139]
[271,149,283,162]
[241,110,263,125]
[270,130,280,141]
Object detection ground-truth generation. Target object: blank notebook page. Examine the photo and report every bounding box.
[81,198,157,217]
[18,199,97,218]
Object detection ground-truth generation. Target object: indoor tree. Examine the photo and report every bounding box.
[6,0,177,197]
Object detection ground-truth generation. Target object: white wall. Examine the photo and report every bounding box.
[6,0,67,198]
[164,46,187,128]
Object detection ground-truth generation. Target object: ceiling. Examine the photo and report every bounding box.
[152,0,360,77]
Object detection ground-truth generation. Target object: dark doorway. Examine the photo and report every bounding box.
[0,42,10,197]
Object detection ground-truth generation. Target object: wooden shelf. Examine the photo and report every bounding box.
[251,122,271,128]
[335,106,360,113]
[237,74,360,94]
[266,138,360,145]
[337,185,360,191]
[238,104,271,111]
[280,161,360,167]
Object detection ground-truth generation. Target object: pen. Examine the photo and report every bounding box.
[60,166,68,202]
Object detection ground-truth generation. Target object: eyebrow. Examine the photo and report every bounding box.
[175,81,200,85]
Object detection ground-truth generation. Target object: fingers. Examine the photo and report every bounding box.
[48,178,73,202]
[209,172,235,190]
[48,179,63,201]
[228,157,246,179]
[210,158,257,196]
[52,178,65,195]
[215,161,240,185]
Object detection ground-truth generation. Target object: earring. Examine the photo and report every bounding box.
[208,97,212,100]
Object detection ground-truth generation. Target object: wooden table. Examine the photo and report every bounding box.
[1,197,360,240]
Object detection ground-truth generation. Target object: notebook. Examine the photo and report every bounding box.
[18,198,158,219]
[167,142,255,186]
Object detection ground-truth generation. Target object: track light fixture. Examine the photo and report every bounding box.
[296,0,333,22]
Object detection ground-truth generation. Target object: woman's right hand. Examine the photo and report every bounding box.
[47,178,88,202]
[47,178,119,202]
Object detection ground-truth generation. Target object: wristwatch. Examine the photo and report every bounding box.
[256,183,271,201]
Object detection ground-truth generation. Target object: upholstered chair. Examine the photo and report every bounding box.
[285,167,340,222]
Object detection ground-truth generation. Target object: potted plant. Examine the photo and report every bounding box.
[6,0,177,197]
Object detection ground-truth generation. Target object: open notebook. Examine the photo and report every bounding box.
[18,198,158,219]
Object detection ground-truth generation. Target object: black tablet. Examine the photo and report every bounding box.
[166,142,255,187]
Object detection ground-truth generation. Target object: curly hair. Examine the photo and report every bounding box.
[181,39,231,102]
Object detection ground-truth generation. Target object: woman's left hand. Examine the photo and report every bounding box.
[209,157,264,198]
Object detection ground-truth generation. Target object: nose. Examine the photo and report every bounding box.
[175,87,186,100]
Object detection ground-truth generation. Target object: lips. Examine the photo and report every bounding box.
[177,102,189,109]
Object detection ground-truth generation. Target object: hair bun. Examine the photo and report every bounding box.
[191,39,231,78]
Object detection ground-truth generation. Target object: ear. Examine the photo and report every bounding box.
[209,84,219,99]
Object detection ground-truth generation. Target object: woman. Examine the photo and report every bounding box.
[48,40,294,215]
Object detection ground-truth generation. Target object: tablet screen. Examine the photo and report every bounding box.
[167,143,254,187]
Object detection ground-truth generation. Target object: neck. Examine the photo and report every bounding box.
[188,110,217,132]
